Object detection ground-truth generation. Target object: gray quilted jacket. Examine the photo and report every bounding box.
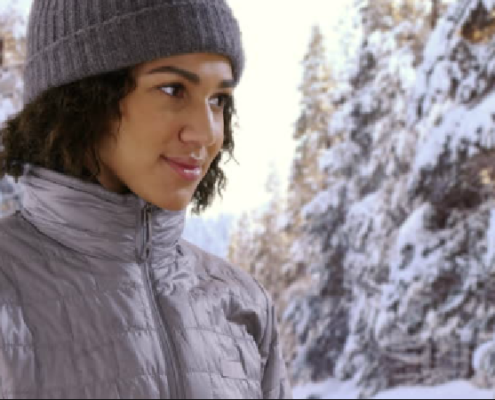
[0,167,291,399]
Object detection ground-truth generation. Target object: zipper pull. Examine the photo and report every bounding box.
[139,203,154,263]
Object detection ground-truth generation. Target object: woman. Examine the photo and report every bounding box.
[0,1,291,398]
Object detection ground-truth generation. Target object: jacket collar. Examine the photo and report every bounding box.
[20,166,187,262]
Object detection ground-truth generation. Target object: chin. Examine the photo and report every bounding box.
[138,186,193,211]
[161,204,189,212]
[150,197,190,212]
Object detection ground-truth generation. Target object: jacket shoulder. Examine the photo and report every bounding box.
[0,213,45,263]
[179,239,269,309]
[0,215,26,305]
[178,240,291,398]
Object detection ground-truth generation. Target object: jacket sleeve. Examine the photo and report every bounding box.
[258,288,293,399]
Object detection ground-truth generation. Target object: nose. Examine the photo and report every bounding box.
[179,101,222,147]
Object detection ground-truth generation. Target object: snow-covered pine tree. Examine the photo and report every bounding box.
[227,165,299,378]
[228,166,292,308]
[332,2,444,395]
[0,4,26,217]
[284,0,448,394]
[374,0,495,393]
[228,26,337,382]
[286,25,333,243]
[227,211,256,271]
[288,25,332,219]
[274,25,341,383]
[0,3,26,121]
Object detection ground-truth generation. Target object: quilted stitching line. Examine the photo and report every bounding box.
[4,372,168,397]
[0,327,157,351]
[189,298,216,397]
[185,370,261,384]
[182,326,256,344]
[4,282,143,308]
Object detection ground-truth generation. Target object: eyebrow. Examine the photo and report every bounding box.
[146,66,236,89]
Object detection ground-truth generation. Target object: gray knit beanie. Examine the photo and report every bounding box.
[23,0,245,105]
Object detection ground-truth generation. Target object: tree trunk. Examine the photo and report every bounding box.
[0,38,3,66]
[431,0,440,29]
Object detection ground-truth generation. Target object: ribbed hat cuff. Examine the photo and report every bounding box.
[24,2,243,104]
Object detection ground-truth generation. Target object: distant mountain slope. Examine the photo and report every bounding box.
[183,213,238,259]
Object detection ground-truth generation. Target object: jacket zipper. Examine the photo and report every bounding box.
[139,203,183,399]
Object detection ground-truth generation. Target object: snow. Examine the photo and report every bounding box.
[410,0,495,189]
[294,380,492,400]
[485,210,495,267]
[2,0,492,397]
[374,381,492,400]
[410,85,495,190]
[285,1,495,396]
[293,379,360,399]
[483,0,495,9]
[389,203,432,282]
[302,188,336,219]
[473,340,495,372]
[0,97,16,126]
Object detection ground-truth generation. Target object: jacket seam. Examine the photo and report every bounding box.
[0,256,20,308]
[0,282,142,309]
[3,372,168,397]
[8,253,44,396]
[181,326,257,344]
[188,300,216,397]
[250,279,271,348]
[183,241,263,305]
[201,269,266,311]
[185,370,261,384]
[0,326,157,351]
[264,384,283,399]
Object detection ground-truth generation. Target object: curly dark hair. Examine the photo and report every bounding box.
[0,68,238,215]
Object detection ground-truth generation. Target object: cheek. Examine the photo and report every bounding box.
[205,135,224,171]
[96,134,118,167]
[216,127,226,150]
[210,138,224,163]
[122,94,175,146]
[120,115,172,160]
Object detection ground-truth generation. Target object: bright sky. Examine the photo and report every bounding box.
[215,0,352,217]
[11,0,352,218]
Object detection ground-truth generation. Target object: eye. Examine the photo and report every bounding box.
[159,83,186,98]
[210,94,232,109]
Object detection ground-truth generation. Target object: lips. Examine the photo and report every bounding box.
[163,157,203,182]
[165,157,204,169]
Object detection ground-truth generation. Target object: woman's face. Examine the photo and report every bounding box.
[96,53,235,211]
